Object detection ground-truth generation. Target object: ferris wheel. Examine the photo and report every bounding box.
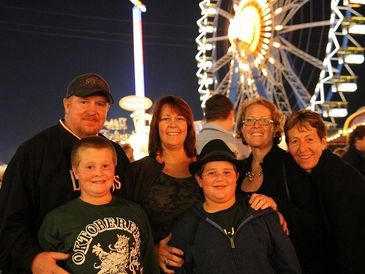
[195,0,365,124]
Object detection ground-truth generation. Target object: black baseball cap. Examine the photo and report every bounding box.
[66,73,114,104]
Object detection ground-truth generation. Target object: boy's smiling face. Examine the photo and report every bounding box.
[72,147,115,204]
[197,161,238,212]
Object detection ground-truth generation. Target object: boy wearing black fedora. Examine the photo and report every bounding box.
[168,139,301,274]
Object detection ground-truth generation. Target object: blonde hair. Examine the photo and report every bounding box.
[71,136,117,167]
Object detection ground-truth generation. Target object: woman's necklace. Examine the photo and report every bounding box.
[245,170,263,182]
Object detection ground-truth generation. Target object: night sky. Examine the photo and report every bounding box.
[0,0,202,162]
[1,1,365,163]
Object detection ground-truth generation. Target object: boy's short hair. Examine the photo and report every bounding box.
[71,136,117,167]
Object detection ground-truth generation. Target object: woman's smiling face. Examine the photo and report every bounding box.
[241,103,275,150]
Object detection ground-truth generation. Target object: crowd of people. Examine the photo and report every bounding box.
[0,72,364,274]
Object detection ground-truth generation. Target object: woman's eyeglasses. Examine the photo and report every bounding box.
[242,118,274,126]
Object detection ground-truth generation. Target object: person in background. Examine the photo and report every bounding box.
[236,98,288,232]
[0,73,130,274]
[169,139,301,274]
[122,143,135,162]
[342,125,365,176]
[38,136,158,273]
[123,96,202,273]
[284,109,365,274]
[196,94,250,159]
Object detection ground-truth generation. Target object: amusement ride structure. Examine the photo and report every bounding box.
[195,0,365,127]
[102,0,365,156]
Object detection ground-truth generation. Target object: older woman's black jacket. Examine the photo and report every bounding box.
[285,150,365,274]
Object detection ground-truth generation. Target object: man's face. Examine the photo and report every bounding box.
[196,161,238,211]
[63,95,109,138]
[72,147,115,204]
[287,122,327,173]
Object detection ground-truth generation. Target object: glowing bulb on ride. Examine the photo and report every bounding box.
[228,4,263,53]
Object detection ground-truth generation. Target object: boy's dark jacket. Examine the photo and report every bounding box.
[169,196,301,274]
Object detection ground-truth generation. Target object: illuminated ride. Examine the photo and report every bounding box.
[102,0,151,160]
[196,0,365,125]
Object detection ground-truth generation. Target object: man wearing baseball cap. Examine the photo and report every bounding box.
[0,73,130,273]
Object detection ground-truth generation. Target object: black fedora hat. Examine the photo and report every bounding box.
[189,139,245,175]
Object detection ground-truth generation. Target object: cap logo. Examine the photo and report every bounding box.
[83,76,108,90]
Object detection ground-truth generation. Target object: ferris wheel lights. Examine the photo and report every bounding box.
[228,5,263,52]
[239,62,250,71]
[322,101,348,118]
[199,1,217,12]
[206,77,214,85]
[261,43,269,50]
[332,82,358,92]
[342,16,365,34]
[198,76,214,86]
[263,38,270,44]
[274,7,283,15]
[330,75,358,92]
[262,68,268,77]
[262,7,271,16]
[273,42,281,48]
[196,0,357,118]
[205,61,213,68]
[247,78,253,86]
[345,0,365,5]
[348,24,365,34]
[338,47,365,64]
[257,0,267,6]
[344,54,365,64]
[201,7,217,16]
[203,25,215,33]
[198,43,213,51]
[258,52,265,60]
[206,43,214,50]
[263,14,271,21]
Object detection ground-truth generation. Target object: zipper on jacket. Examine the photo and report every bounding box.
[229,237,235,248]
[205,217,242,249]
[230,214,262,248]
[204,217,236,247]
[202,207,272,249]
